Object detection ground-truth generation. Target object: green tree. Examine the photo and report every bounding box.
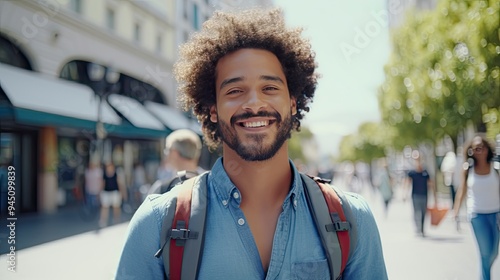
[289,126,314,163]
[338,134,358,162]
[338,122,389,163]
[378,0,500,150]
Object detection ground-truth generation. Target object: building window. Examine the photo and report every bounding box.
[106,8,115,31]
[59,60,168,105]
[134,23,141,43]
[121,73,166,104]
[58,137,79,205]
[60,61,81,81]
[0,35,32,70]
[70,0,82,14]
[193,3,199,30]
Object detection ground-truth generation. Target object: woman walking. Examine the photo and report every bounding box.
[454,135,500,280]
[99,162,127,227]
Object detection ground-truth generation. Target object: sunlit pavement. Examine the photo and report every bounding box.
[0,221,128,280]
[357,184,500,280]
[1,184,499,280]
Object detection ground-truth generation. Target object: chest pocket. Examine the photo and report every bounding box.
[291,259,330,280]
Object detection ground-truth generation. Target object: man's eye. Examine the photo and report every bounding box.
[227,89,242,95]
[263,86,278,91]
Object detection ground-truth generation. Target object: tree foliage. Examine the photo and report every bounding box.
[338,122,390,163]
[378,0,499,150]
[289,126,314,162]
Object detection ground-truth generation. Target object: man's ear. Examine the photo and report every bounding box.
[291,98,297,115]
[210,105,218,123]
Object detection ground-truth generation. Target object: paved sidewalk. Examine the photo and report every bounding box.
[0,222,129,280]
[0,204,134,280]
[365,186,500,280]
[0,205,134,254]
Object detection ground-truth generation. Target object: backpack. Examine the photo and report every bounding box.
[148,170,200,195]
[154,172,358,280]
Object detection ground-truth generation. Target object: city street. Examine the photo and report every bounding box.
[1,1,497,280]
[1,187,499,280]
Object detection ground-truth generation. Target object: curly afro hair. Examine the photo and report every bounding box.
[174,8,319,149]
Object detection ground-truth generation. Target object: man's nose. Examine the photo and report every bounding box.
[242,90,267,113]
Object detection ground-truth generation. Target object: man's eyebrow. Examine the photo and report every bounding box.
[260,75,284,84]
[219,75,285,90]
[219,77,243,90]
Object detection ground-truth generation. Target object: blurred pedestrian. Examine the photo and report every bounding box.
[99,162,127,227]
[441,151,457,208]
[453,135,499,280]
[156,157,173,182]
[406,151,438,237]
[130,162,146,205]
[377,159,394,217]
[148,129,204,194]
[84,160,103,209]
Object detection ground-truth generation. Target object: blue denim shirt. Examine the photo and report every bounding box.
[116,158,388,279]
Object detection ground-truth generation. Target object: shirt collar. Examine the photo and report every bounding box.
[207,157,303,210]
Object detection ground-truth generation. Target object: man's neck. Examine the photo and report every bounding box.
[221,145,292,206]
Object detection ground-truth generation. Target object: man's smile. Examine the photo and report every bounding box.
[236,119,276,128]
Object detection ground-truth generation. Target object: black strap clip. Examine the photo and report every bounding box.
[326,213,350,232]
[169,221,198,246]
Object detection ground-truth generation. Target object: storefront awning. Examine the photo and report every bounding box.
[107,93,170,137]
[105,94,169,139]
[144,101,202,135]
[0,63,121,130]
[0,63,170,139]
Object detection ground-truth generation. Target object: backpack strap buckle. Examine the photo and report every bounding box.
[326,213,350,232]
[169,221,199,246]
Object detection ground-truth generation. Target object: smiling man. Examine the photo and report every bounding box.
[213,48,295,162]
[116,8,387,280]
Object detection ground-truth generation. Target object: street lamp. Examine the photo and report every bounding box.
[87,62,120,165]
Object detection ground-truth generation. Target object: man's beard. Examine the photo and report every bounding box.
[217,110,293,161]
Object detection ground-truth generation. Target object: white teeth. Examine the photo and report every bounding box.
[243,121,268,128]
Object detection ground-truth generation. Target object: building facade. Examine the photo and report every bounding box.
[0,0,276,215]
[0,0,195,214]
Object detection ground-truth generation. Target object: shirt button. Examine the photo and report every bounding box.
[293,199,298,207]
[222,200,228,206]
[238,218,245,225]
[233,192,240,199]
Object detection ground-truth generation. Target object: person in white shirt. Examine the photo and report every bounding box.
[440,151,457,207]
[453,135,500,280]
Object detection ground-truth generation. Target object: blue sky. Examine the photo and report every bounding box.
[273,0,392,158]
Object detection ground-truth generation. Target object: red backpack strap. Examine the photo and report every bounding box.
[155,173,208,280]
[300,173,352,280]
[314,178,350,275]
[169,182,195,280]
